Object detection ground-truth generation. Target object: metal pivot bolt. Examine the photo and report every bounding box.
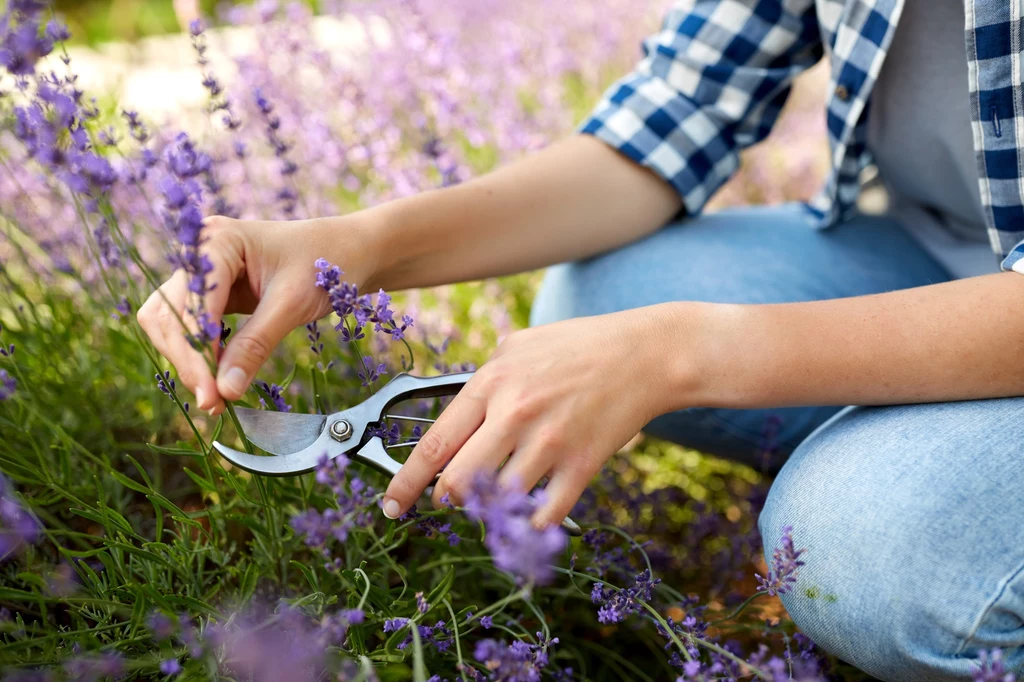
[330,419,353,442]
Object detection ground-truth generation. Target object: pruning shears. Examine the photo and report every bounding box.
[212,372,583,536]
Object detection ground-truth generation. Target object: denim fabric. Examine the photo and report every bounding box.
[530,203,1024,680]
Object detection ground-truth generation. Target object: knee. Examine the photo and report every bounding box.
[759,408,1024,681]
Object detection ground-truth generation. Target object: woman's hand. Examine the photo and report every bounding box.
[381,307,681,528]
[137,215,378,416]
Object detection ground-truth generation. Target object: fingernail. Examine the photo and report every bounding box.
[195,387,209,410]
[382,498,401,519]
[221,366,249,396]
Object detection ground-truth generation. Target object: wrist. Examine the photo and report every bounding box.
[647,301,749,412]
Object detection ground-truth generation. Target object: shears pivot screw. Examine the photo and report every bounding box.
[330,419,353,442]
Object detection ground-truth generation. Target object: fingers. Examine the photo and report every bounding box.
[215,288,300,401]
[531,463,598,530]
[382,387,487,519]
[431,422,514,508]
[137,271,220,412]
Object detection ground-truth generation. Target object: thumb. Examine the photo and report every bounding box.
[216,293,297,401]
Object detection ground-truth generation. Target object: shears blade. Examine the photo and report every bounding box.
[234,407,327,456]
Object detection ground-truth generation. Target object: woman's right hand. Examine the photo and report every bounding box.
[137,214,377,416]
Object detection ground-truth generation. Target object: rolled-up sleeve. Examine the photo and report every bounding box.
[580,0,823,215]
[1002,240,1024,274]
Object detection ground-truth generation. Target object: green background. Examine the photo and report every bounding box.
[53,0,320,45]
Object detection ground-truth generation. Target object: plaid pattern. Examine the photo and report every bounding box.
[580,0,1024,274]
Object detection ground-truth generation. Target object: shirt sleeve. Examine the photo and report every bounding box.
[1001,240,1024,274]
[580,0,823,215]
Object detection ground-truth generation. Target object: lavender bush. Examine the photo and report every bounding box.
[0,1,991,681]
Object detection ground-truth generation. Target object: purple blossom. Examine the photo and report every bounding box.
[382,617,409,633]
[0,474,40,557]
[463,473,566,585]
[0,17,53,76]
[358,355,388,387]
[396,504,461,546]
[416,591,430,614]
[755,526,806,597]
[314,259,415,347]
[254,88,299,216]
[291,454,375,562]
[210,604,328,682]
[44,20,71,43]
[160,658,182,675]
[0,369,16,401]
[473,635,559,682]
[258,381,292,412]
[147,612,177,641]
[973,650,1016,682]
[62,653,125,682]
[155,371,176,399]
[590,569,660,624]
[320,608,365,647]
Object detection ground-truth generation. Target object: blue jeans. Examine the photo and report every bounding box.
[530,204,1024,682]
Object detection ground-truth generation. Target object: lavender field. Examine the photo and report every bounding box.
[0,1,909,681]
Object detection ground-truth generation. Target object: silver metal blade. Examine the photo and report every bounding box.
[213,440,336,476]
[235,407,326,455]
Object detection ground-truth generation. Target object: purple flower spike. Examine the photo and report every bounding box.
[160,658,182,675]
[463,473,566,585]
[0,474,40,558]
[0,370,16,401]
[755,526,807,597]
[473,636,559,681]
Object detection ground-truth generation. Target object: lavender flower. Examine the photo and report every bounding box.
[160,133,220,348]
[160,658,182,675]
[254,88,299,216]
[258,381,292,412]
[0,13,53,76]
[590,569,660,624]
[383,617,409,634]
[463,473,566,585]
[62,653,125,682]
[155,371,176,399]
[755,526,807,597]
[0,474,40,557]
[211,604,327,682]
[358,355,388,387]
[314,259,414,346]
[291,454,375,562]
[0,369,16,401]
[320,608,365,647]
[473,635,558,682]
[147,612,177,641]
[973,650,1016,682]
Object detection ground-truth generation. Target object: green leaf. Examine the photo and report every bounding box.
[425,565,456,607]
[411,622,428,682]
[291,560,320,594]
[147,443,203,458]
[182,467,216,493]
[240,564,259,601]
[109,469,150,495]
[279,363,298,391]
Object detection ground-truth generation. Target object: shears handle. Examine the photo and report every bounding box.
[362,371,475,421]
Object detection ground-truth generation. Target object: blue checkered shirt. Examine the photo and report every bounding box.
[580,0,1024,274]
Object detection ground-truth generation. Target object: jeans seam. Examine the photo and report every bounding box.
[955,554,1024,656]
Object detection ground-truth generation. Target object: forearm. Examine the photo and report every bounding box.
[361,135,681,291]
[663,273,1024,411]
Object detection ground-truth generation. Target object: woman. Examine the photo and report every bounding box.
[139,1,1024,679]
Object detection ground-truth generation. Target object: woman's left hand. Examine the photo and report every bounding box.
[381,306,682,527]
